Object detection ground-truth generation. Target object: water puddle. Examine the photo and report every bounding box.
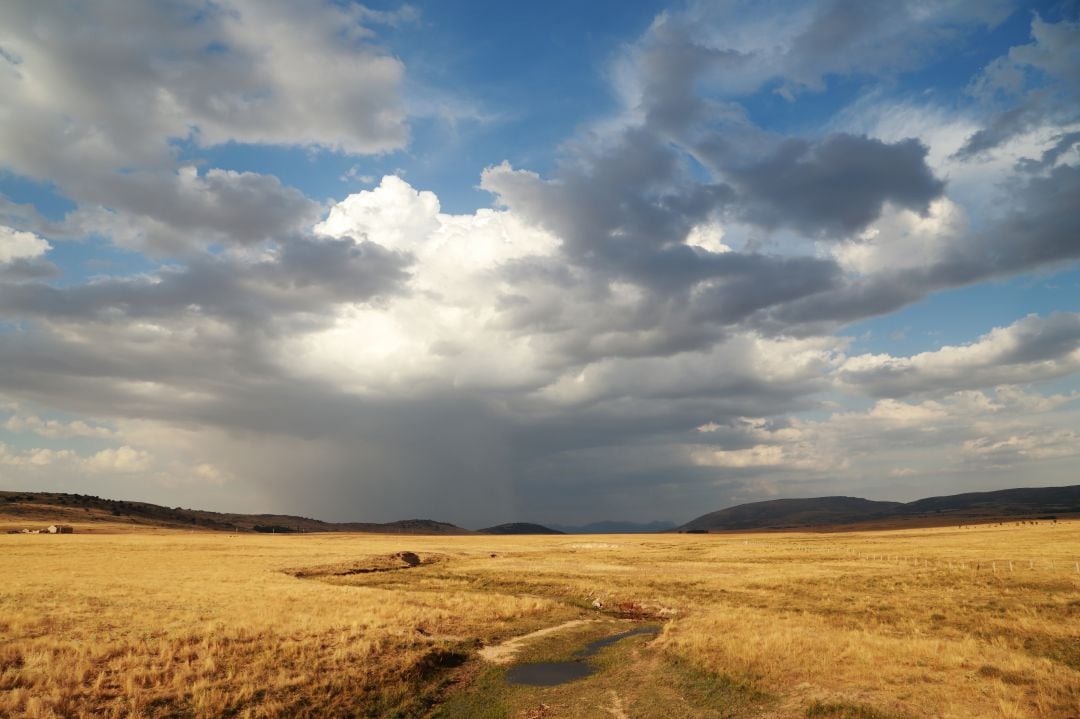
[505,625,659,686]
[505,661,594,686]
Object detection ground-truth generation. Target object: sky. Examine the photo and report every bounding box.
[1,0,1079,528]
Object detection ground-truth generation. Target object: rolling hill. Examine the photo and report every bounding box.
[477,522,563,535]
[676,485,1080,532]
[0,491,471,534]
[548,520,676,534]
[896,485,1080,518]
[678,496,902,532]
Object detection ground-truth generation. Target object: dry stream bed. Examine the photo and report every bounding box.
[294,551,773,718]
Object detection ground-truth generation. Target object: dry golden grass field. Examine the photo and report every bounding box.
[1,520,1078,719]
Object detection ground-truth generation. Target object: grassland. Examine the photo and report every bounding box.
[1,520,1078,718]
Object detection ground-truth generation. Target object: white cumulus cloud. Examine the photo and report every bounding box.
[84,446,154,474]
[0,226,49,263]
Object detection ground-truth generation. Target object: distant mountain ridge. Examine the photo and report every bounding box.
[549,520,677,534]
[899,486,1080,516]
[477,522,563,535]
[4,485,1078,535]
[677,485,1080,532]
[678,497,901,532]
[0,491,471,534]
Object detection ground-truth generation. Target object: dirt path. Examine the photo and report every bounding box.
[605,690,628,719]
[477,619,600,664]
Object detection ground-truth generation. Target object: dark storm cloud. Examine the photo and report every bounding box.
[1016,130,1080,172]
[994,312,1080,365]
[758,164,1080,331]
[0,257,60,282]
[484,128,734,280]
[0,236,412,328]
[970,164,1080,269]
[478,5,951,330]
[730,134,945,236]
[0,320,832,527]
[634,19,751,131]
[761,274,926,329]
[513,458,745,526]
[484,127,938,352]
[616,1,986,243]
[1,167,322,258]
[69,169,325,256]
[686,254,841,325]
[2,168,322,258]
[482,126,863,337]
[0,330,519,527]
[929,164,1080,284]
[484,150,845,361]
[953,101,1046,160]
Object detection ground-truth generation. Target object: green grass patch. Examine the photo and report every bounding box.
[430,621,771,719]
[427,665,512,719]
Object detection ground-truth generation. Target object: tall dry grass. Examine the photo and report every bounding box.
[1,520,1077,717]
[0,532,567,718]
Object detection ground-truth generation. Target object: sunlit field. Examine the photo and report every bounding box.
[2,521,1078,718]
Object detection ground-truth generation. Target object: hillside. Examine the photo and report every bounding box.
[0,491,471,534]
[897,485,1080,518]
[677,485,1080,532]
[477,522,563,535]
[678,496,901,532]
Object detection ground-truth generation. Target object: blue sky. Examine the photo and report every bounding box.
[1,1,1078,526]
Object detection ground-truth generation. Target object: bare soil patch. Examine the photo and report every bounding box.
[478,620,600,664]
